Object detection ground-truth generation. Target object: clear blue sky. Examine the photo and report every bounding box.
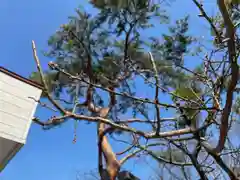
[0,1,216,179]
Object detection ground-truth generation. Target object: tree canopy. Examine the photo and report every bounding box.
[30,0,240,179]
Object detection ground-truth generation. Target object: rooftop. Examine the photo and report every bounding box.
[0,66,43,90]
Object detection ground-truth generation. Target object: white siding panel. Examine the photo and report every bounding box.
[0,71,42,144]
[0,112,26,132]
[0,123,24,144]
[0,132,24,144]
[22,92,41,141]
[0,92,33,119]
[0,80,39,100]
[0,73,39,99]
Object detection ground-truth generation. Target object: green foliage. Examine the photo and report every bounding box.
[172,87,200,101]
[157,149,186,163]
[29,71,59,97]
[32,2,203,177]
[29,0,240,179]
[233,96,240,115]
[34,1,194,118]
[91,0,151,11]
[225,0,240,6]
[171,82,203,128]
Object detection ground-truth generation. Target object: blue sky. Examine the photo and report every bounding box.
[0,1,216,179]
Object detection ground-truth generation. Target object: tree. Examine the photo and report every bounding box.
[30,0,240,179]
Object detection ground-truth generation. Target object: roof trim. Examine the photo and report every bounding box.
[0,66,43,90]
[0,141,23,173]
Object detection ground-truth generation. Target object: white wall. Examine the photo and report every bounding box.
[0,71,42,144]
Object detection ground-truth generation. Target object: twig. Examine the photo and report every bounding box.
[32,40,66,114]
[192,0,221,43]
[49,61,219,112]
[148,52,161,134]
[119,149,142,165]
[28,97,57,112]
[135,143,193,166]
[32,111,213,139]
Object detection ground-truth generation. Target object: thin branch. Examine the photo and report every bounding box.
[116,134,138,156]
[32,40,66,114]
[28,97,57,112]
[133,65,201,106]
[149,52,161,134]
[119,149,142,165]
[168,138,208,180]
[200,140,238,179]
[192,0,221,43]
[33,110,214,142]
[135,143,193,167]
[49,61,219,112]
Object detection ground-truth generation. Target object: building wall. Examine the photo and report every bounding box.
[0,137,22,171]
[0,71,42,144]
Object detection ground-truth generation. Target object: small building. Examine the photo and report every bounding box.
[0,66,42,172]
